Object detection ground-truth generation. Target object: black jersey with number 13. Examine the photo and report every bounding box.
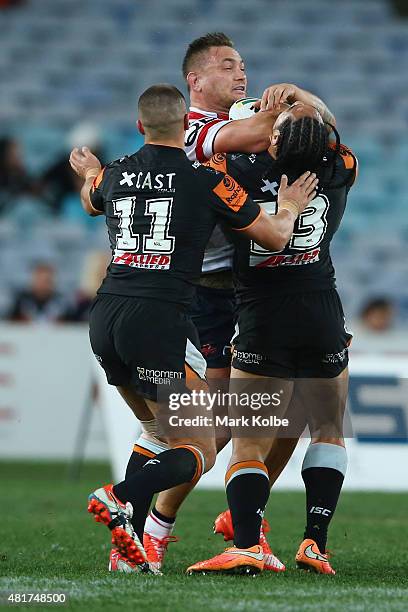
[206,146,358,302]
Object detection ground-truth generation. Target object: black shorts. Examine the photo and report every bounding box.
[189,285,235,370]
[232,289,352,378]
[89,294,206,401]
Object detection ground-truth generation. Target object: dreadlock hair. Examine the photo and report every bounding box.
[276,117,349,190]
[276,116,328,177]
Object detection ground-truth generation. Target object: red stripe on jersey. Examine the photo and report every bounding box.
[188,110,229,120]
[195,119,225,162]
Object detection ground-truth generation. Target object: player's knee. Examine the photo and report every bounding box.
[231,438,269,464]
[176,439,216,476]
[199,440,217,473]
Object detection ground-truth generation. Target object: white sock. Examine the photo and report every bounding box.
[144,509,175,539]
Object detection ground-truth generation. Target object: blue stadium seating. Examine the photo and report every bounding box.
[0,0,407,322]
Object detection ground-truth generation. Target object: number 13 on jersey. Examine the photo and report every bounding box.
[250,195,329,266]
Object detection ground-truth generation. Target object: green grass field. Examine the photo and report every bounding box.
[1,461,407,611]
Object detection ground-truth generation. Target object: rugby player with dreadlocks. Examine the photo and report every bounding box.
[108,34,338,575]
[188,102,358,575]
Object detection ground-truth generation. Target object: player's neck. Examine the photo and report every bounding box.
[144,137,185,150]
[190,94,229,116]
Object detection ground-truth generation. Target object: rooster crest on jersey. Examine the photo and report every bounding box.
[229,97,260,120]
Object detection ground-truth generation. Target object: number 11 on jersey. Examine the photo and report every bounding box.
[113,196,175,254]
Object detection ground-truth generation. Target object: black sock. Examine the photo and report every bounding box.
[152,505,175,524]
[125,449,152,478]
[113,447,200,541]
[302,467,344,552]
[124,449,155,535]
[226,461,270,549]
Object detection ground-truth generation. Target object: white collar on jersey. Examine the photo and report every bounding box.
[189,106,229,119]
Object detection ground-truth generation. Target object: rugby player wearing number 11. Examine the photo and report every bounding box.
[69,84,319,572]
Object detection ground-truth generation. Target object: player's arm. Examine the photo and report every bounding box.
[204,151,273,193]
[210,170,318,252]
[261,84,336,127]
[69,147,104,216]
[213,86,334,155]
[213,109,279,154]
[241,172,319,251]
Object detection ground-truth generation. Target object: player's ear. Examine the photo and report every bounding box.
[183,113,189,131]
[187,71,201,93]
[268,129,281,158]
[137,119,145,135]
[271,128,281,146]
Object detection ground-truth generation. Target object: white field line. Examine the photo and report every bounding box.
[1,577,407,611]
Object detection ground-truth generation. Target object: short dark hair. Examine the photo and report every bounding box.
[361,297,394,317]
[138,84,186,138]
[32,261,54,273]
[182,32,234,78]
[276,117,329,178]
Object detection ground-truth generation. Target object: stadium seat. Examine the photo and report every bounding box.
[1,0,408,319]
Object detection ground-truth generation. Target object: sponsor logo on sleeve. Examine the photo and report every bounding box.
[204,153,227,174]
[213,174,247,212]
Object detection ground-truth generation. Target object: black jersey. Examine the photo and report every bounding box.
[205,146,357,302]
[89,144,260,307]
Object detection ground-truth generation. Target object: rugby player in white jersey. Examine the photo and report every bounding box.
[107,32,336,573]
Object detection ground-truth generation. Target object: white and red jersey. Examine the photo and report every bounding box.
[185,106,233,272]
[185,107,230,162]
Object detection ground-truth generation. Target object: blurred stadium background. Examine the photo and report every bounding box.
[2,0,408,322]
[1,1,408,607]
[1,0,408,472]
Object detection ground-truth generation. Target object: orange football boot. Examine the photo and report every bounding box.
[213,510,285,572]
[295,539,335,575]
[143,533,178,572]
[187,545,264,575]
[88,484,148,567]
[109,548,139,573]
